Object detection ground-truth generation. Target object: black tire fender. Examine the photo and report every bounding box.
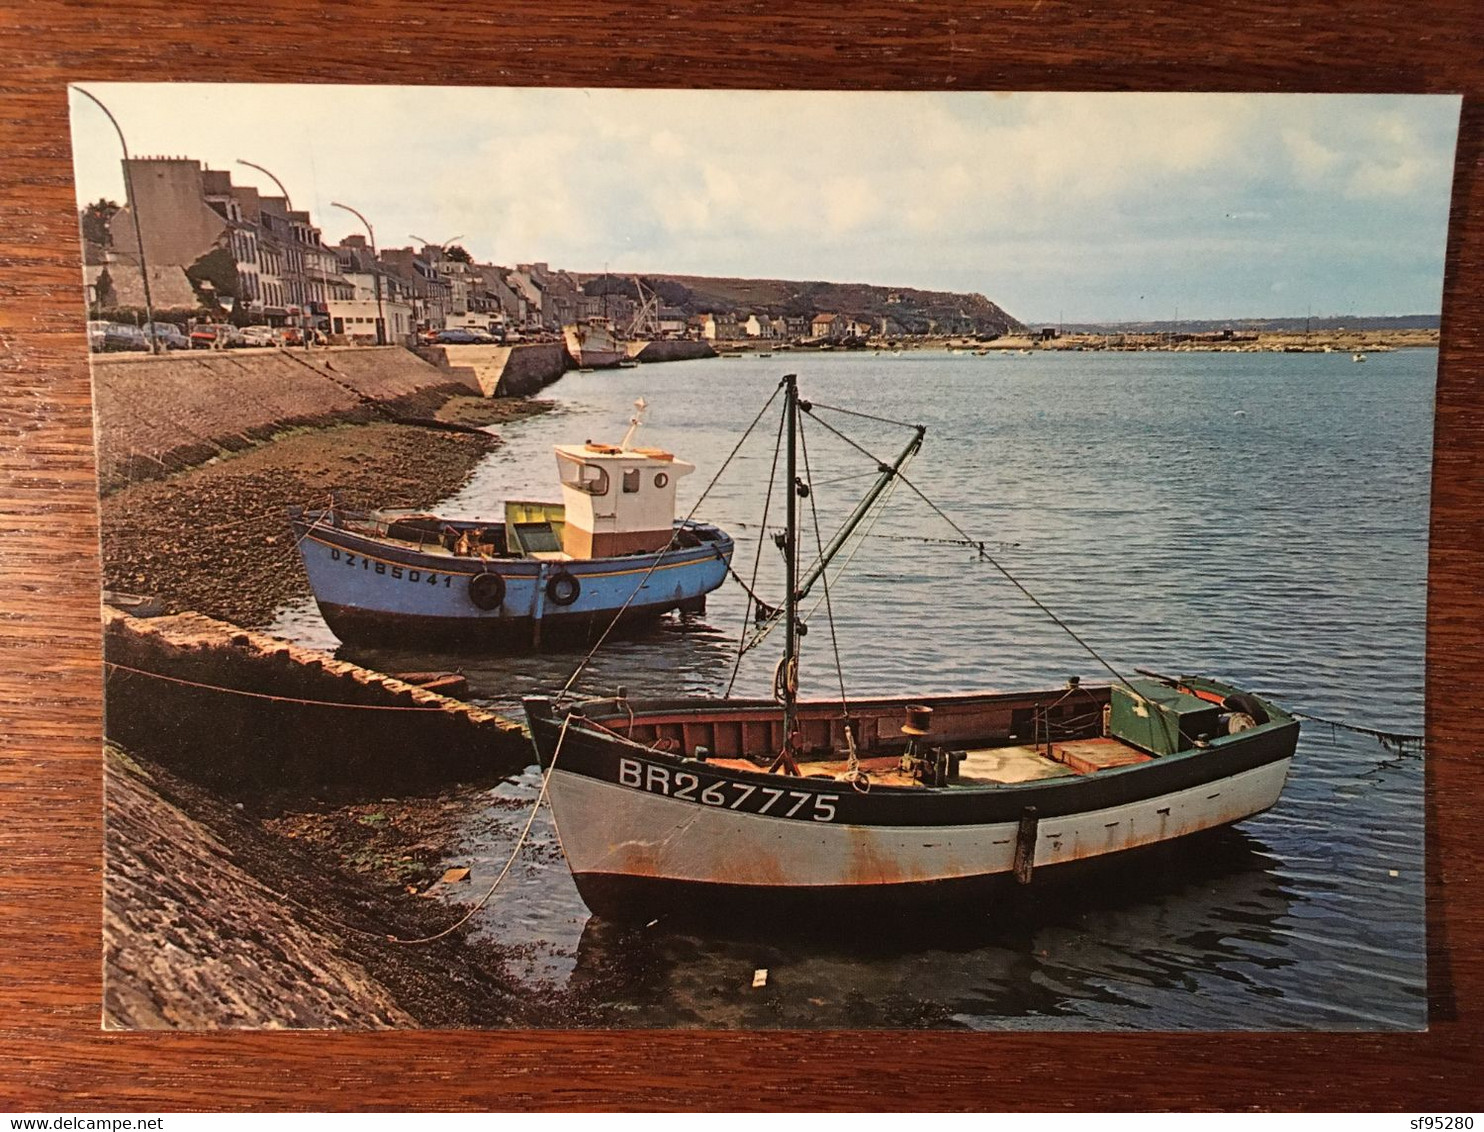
[469,571,506,611]
[1221,692,1270,726]
[546,571,581,607]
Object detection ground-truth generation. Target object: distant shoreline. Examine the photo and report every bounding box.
[710,327,1439,355]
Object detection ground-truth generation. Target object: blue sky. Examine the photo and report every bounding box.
[69,87,1461,324]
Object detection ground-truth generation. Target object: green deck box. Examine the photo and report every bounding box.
[1107,678,1223,756]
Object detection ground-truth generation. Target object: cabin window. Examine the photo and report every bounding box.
[654,472,669,489]
[558,456,609,496]
[623,469,641,494]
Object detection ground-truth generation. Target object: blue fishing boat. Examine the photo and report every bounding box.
[290,406,734,649]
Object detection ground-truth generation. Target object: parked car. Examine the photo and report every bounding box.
[240,326,277,347]
[102,322,150,352]
[87,320,110,352]
[275,327,304,347]
[434,328,483,345]
[143,322,190,351]
[190,323,225,349]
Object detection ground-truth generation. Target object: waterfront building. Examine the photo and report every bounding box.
[476,266,525,329]
[507,267,546,330]
[326,297,414,343]
[379,246,453,331]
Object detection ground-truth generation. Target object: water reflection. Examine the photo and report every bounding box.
[563,829,1295,1030]
[332,609,743,715]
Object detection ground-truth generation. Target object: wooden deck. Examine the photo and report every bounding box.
[706,736,1151,789]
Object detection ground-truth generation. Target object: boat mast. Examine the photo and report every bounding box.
[776,373,802,773]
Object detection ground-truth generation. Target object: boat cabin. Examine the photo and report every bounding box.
[554,441,695,558]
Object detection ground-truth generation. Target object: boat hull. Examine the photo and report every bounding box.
[545,754,1290,919]
[563,323,627,368]
[524,686,1298,922]
[291,512,733,650]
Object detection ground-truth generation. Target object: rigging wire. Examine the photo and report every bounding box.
[805,401,924,432]
[736,400,921,656]
[808,468,897,488]
[801,408,1145,695]
[797,411,850,716]
[725,400,787,699]
[741,462,907,657]
[799,409,1415,751]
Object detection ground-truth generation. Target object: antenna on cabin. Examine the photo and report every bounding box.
[619,397,647,451]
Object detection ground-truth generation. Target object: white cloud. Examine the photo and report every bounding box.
[1282,127,1345,186]
[67,85,1461,320]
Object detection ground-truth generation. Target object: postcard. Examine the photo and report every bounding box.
[72,86,1458,1030]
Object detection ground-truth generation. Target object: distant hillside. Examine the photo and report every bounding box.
[579,272,1022,337]
[1056,314,1441,335]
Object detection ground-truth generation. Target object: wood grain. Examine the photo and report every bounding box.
[2,0,1480,1111]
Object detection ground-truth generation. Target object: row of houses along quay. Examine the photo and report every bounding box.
[82,154,1025,349]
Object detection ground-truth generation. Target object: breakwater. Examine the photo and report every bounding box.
[633,338,717,363]
[103,606,530,793]
[415,341,571,396]
[92,346,480,493]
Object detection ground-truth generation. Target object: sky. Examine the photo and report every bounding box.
[69,86,1461,324]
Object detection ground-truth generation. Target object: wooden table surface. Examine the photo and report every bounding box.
[2,0,1480,1111]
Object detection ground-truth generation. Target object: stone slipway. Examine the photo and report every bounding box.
[415,341,571,397]
[105,739,547,1029]
[92,346,481,493]
[102,606,531,793]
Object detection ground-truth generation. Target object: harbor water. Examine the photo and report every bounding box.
[271,347,1432,1030]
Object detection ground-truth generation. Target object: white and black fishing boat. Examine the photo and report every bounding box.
[524,375,1298,921]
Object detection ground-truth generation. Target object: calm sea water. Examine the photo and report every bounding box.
[271,347,1432,1030]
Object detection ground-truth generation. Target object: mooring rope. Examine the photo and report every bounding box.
[385,714,573,946]
[1290,709,1424,753]
[103,661,457,711]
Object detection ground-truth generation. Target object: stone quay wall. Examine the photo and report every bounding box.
[92,346,480,493]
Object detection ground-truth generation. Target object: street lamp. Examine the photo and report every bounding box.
[409,234,463,251]
[332,201,385,346]
[74,86,158,353]
[239,159,332,339]
[236,159,292,207]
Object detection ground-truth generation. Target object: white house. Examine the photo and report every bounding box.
[327,297,414,344]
